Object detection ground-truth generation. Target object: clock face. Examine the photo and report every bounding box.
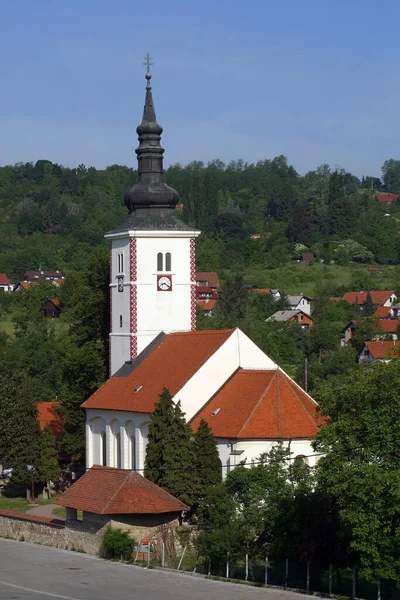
[117,276,124,292]
[157,275,172,291]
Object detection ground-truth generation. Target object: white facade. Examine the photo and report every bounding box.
[383,293,397,307]
[108,229,199,376]
[288,296,311,316]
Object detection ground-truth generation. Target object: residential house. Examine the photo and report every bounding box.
[37,401,64,438]
[246,285,281,300]
[24,270,65,282]
[358,341,400,363]
[266,310,313,329]
[373,306,392,319]
[390,303,400,319]
[341,291,397,312]
[341,319,400,346]
[287,295,312,316]
[195,272,219,290]
[13,281,40,292]
[375,193,399,206]
[56,466,188,541]
[0,274,13,293]
[40,298,62,318]
[196,287,219,316]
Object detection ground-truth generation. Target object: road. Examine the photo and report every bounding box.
[0,538,319,600]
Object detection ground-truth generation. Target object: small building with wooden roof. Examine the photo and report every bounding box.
[40,298,62,318]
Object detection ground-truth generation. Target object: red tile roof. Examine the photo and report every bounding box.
[0,273,11,286]
[197,299,218,311]
[37,401,64,437]
[373,306,392,318]
[251,288,272,294]
[364,341,400,359]
[196,272,220,288]
[341,291,395,305]
[376,193,399,205]
[190,369,324,439]
[49,298,61,307]
[16,281,40,290]
[83,329,235,412]
[56,466,189,514]
[377,320,400,334]
[54,279,65,286]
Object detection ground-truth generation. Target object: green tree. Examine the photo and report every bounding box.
[38,425,59,488]
[382,159,400,192]
[315,361,400,581]
[144,388,197,507]
[193,419,221,497]
[364,291,375,316]
[3,377,42,488]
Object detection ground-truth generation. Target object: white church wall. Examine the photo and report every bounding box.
[110,237,131,375]
[236,329,277,369]
[86,409,151,472]
[135,236,193,355]
[216,438,320,479]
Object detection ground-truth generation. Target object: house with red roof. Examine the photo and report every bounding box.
[375,193,400,206]
[0,273,13,293]
[340,290,397,313]
[56,466,188,539]
[358,341,400,363]
[40,298,62,318]
[37,401,64,438]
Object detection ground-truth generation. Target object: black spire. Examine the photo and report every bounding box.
[124,71,180,214]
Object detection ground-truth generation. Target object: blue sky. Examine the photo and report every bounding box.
[1,0,399,176]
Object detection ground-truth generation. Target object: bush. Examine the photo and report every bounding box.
[101,527,136,561]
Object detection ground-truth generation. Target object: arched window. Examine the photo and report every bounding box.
[115,433,122,469]
[157,252,163,271]
[165,252,171,271]
[130,435,136,470]
[101,432,107,466]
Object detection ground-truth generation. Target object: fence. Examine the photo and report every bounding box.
[133,545,399,600]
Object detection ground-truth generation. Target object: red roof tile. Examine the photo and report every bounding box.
[190,369,324,439]
[56,466,189,514]
[49,298,61,307]
[196,272,220,288]
[365,341,400,359]
[197,299,218,311]
[251,288,272,294]
[0,273,11,286]
[377,320,400,334]
[376,193,399,205]
[37,401,64,437]
[373,306,392,318]
[83,329,234,412]
[341,291,395,305]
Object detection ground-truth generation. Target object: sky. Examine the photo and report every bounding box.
[1,0,400,177]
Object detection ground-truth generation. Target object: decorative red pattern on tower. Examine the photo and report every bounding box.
[190,238,196,330]
[109,245,113,377]
[130,238,138,360]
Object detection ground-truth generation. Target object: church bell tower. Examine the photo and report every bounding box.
[106,63,200,376]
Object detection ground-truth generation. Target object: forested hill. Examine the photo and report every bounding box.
[1,156,400,281]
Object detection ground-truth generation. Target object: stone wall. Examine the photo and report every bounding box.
[0,510,104,555]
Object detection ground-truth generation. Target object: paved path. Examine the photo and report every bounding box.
[0,538,327,600]
[25,503,62,519]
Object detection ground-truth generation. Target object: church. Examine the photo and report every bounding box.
[83,69,323,477]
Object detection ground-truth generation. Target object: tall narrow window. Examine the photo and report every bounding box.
[165,252,171,272]
[116,433,121,469]
[130,435,136,470]
[101,432,107,466]
[119,315,123,328]
[157,252,163,271]
[117,253,124,273]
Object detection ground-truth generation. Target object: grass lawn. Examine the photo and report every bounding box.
[233,261,399,297]
[0,495,58,513]
[0,316,15,337]
[52,506,82,520]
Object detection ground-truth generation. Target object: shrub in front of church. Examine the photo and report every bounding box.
[101,527,136,561]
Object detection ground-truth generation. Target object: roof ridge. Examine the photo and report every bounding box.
[283,373,319,428]
[102,469,131,514]
[173,329,236,398]
[237,371,277,437]
[277,367,319,407]
[169,328,235,337]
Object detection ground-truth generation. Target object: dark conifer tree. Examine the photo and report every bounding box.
[364,291,375,317]
[38,425,59,487]
[145,388,197,507]
[194,419,221,494]
[4,378,41,487]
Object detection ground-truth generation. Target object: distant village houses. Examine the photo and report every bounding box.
[0,273,13,293]
[266,310,313,330]
[358,341,400,363]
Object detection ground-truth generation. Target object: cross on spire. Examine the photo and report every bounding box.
[142,53,153,75]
